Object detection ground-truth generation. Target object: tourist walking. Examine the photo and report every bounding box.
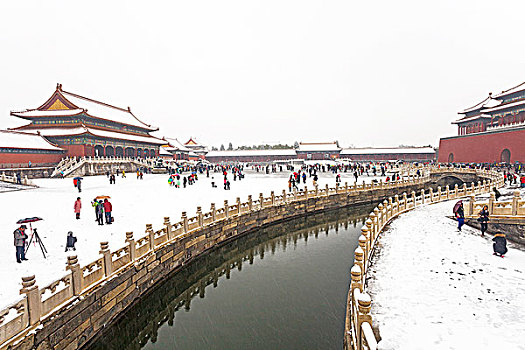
[103,199,113,224]
[478,205,489,236]
[74,197,82,219]
[77,178,82,193]
[454,201,465,231]
[14,225,28,263]
[492,232,508,257]
[493,187,501,201]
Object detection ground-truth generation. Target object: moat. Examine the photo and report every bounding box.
[85,204,374,350]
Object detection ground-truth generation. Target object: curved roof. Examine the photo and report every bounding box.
[0,129,64,151]
[11,84,158,132]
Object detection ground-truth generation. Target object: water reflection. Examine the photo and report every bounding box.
[85,204,373,350]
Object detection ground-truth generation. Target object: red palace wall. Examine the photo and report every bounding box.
[0,152,64,165]
[438,128,525,163]
[59,144,90,157]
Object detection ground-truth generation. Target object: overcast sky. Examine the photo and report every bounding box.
[1,0,524,149]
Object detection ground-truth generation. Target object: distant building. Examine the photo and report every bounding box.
[184,137,208,158]
[10,84,166,158]
[439,81,525,163]
[296,142,341,160]
[206,149,296,163]
[0,129,65,165]
[340,147,436,161]
[162,137,191,160]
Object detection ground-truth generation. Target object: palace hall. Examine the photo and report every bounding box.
[10,84,166,158]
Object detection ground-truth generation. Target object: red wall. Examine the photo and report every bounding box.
[438,128,525,163]
[0,152,64,165]
[59,144,89,157]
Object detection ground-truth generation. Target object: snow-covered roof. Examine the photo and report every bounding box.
[297,142,340,152]
[158,147,172,156]
[32,126,167,145]
[480,98,525,114]
[341,147,435,155]
[460,96,501,114]
[11,109,84,117]
[11,85,158,131]
[206,149,297,157]
[0,129,64,151]
[452,114,493,124]
[493,81,525,99]
[164,137,191,152]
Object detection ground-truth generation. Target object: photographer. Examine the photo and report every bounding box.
[14,225,28,263]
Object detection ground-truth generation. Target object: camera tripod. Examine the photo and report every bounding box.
[25,228,48,259]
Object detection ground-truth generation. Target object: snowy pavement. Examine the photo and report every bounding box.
[368,200,525,350]
[0,169,386,309]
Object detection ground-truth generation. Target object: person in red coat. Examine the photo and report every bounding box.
[74,197,82,219]
[103,199,113,224]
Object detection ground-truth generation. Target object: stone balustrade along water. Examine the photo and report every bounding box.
[343,168,504,350]
[0,165,502,350]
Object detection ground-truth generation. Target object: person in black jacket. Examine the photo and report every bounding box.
[492,232,507,257]
[478,205,489,236]
[65,231,77,252]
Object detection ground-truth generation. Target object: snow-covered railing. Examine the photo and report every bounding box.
[466,190,525,218]
[0,172,36,187]
[0,166,503,348]
[343,169,504,350]
[51,156,157,178]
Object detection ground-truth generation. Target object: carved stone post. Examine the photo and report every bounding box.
[462,183,467,196]
[181,212,188,232]
[146,224,155,250]
[304,186,308,199]
[350,264,363,295]
[402,192,408,210]
[429,187,434,203]
[354,247,364,274]
[20,276,40,326]
[359,233,368,266]
[259,193,264,209]
[100,242,113,277]
[325,184,329,196]
[345,182,348,193]
[394,195,400,213]
[335,183,339,194]
[437,186,442,200]
[512,190,520,216]
[421,189,425,204]
[248,196,253,211]
[224,200,229,218]
[211,203,216,221]
[66,256,82,296]
[468,195,475,216]
[445,185,450,199]
[489,192,495,214]
[236,198,241,215]
[357,293,373,350]
[164,217,173,240]
[271,191,275,205]
[411,191,416,207]
[197,207,203,226]
[315,184,319,197]
[126,232,136,261]
[293,188,297,201]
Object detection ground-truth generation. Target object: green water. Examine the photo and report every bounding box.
[86,204,373,350]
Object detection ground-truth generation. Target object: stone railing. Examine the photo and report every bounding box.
[343,169,504,350]
[465,191,525,219]
[51,156,155,177]
[0,172,36,187]
[0,166,501,349]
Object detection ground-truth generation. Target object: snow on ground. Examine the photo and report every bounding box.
[0,181,30,193]
[0,169,386,309]
[368,200,525,350]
